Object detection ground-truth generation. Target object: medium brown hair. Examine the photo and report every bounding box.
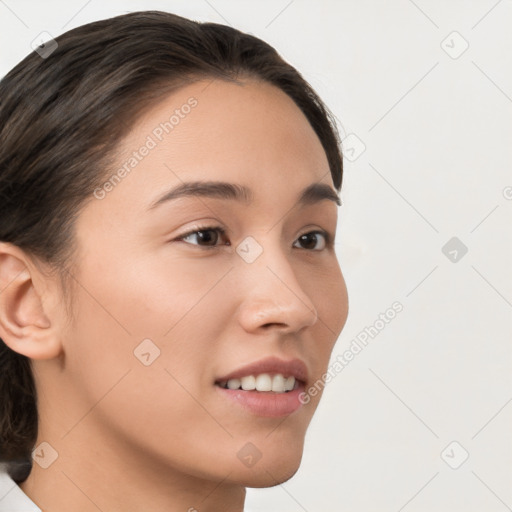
[0,10,343,483]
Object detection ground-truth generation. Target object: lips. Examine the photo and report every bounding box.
[214,357,309,417]
[215,356,308,387]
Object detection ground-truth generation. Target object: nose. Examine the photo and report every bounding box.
[236,243,318,335]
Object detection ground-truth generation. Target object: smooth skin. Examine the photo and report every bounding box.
[0,78,349,512]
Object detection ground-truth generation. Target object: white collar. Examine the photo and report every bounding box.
[0,470,41,511]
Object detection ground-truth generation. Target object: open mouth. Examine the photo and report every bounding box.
[214,358,308,416]
[215,373,301,393]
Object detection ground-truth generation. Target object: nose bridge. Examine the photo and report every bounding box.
[235,235,318,332]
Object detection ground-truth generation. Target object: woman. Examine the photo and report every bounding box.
[0,10,348,511]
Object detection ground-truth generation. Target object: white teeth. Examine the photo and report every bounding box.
[272,374,285,393]
[285,376,295,391]
[227,378,241,390]
[255,374,272,392]
[240,375,256,390]
[224,373,296,393]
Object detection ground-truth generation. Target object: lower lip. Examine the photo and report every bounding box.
[216,384,305,417]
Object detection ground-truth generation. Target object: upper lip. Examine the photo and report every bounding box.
[215,356,309,384]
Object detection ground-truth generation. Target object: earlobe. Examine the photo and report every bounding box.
[0,242,62,360]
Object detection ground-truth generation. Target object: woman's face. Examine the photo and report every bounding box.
[53,78,348,487]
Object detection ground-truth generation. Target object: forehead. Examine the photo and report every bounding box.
[114,78,331,189]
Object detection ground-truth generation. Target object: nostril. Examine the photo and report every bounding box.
[262,322,287,329]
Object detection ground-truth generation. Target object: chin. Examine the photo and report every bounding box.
[247,463,301,489]
[231,444,304,488]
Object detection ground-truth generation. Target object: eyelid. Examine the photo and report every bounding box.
[172,224,228,247]
[297,224,334,243]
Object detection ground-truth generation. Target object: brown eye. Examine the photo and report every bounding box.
[177,226,228,247]
[293,231,328,251]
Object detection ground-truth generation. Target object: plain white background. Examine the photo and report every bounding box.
[0,1,511,511]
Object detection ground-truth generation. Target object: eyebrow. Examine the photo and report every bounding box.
[147,180,341,210]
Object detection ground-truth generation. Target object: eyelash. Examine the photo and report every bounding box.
[173,225,332,251]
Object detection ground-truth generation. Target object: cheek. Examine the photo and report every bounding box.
[60,260,240,475]
[66,247,241,395]
[306,259,349,340]
[330,268,349,336]
[302,261,349,400]
[65,255,229,382]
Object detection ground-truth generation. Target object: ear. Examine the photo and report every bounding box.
[0,242,63,360]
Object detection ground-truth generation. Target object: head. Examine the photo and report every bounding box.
[0,10,348,490]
